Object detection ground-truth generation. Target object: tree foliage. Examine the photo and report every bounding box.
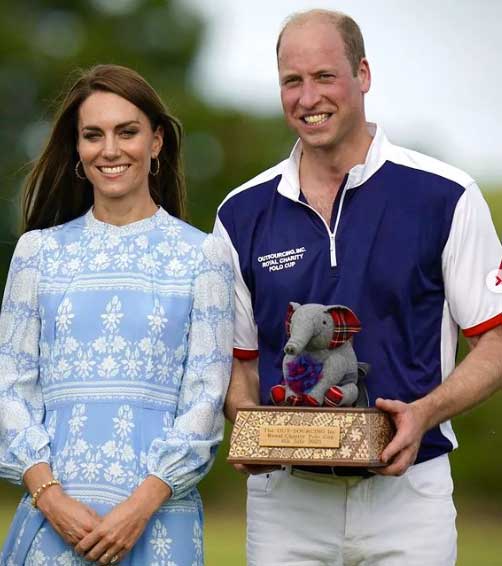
[0,0,292,268]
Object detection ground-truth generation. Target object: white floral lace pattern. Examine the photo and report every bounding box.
[52,403,141,489]
[46,294,182,386]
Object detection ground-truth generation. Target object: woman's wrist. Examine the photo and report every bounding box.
[35,484,65,514]
[128,476,172,519]
[31,479,61,508]
[23,462,54,494]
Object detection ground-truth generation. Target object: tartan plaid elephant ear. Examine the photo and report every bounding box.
[326,306,361,348]
[285,302,300,337]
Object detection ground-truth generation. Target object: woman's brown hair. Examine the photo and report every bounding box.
[22,64,187,232]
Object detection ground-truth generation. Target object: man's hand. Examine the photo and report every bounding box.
[373,326,502,477]
[225,358,260,423]
[225,359,282,476]
[372,397,429,476]
[233,463,281,476]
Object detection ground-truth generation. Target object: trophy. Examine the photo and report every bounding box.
[228,303,394,468]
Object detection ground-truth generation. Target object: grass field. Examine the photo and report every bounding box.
[1,490,501,565]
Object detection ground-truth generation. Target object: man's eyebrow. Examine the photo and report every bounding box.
[280,72,301,81]
[81,120,141,131]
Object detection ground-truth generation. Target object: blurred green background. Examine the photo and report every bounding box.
[0,1,500,564]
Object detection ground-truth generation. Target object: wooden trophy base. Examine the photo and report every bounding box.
[228,406,394,467]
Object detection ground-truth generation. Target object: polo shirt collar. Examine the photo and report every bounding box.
[278,123,389,201]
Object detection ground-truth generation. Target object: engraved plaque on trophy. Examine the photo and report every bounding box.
[228,406,394,467]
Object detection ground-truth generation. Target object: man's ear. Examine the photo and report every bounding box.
[358,58,371,94]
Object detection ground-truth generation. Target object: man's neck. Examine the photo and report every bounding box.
[300,124,373,187]
[298,123,373,226]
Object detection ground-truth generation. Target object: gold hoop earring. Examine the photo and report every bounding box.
[150,156,160,176]
[75,160,86,180]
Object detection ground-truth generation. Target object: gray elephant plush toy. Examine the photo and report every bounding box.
[270,302,369,407]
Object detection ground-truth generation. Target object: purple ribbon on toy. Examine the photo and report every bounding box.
[285,355,323,394]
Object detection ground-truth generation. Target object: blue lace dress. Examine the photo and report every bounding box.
[0,208,234,565]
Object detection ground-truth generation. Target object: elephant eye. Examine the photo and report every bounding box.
[322,320,327,325]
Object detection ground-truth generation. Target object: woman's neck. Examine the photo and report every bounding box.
[92,195,158,226]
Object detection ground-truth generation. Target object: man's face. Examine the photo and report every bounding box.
[278,20,370,152]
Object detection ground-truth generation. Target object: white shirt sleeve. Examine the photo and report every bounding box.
[213,215,258,356]
[442,182,502,336]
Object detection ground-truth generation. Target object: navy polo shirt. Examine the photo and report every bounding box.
[214,125,502,463]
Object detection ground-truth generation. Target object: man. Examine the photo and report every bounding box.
[214,9,502,565]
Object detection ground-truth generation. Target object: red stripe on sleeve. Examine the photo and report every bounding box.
[463,313,502,337]
[233,348,259,360]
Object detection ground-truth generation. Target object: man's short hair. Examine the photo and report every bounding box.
[276,9,366,77]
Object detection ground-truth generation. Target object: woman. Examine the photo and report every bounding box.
[0,64,234,565]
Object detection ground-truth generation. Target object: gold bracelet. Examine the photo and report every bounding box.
[31,479,61,508]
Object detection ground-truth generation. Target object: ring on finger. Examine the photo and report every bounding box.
[110,554,120,564]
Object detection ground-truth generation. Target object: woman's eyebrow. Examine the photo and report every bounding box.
[81,120,141,131]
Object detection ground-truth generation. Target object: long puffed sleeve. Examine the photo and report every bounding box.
[146,234,234,499]
[0,230,50,484]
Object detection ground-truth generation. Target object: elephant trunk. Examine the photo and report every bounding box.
[284,341,301,355]
[284,322,315,355]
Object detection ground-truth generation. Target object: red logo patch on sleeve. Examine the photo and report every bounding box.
[485,261,502,294]
[496,260,502,286]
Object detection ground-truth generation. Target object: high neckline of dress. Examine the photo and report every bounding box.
[84,207,168,236]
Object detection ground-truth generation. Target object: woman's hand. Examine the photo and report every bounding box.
[36,487,102,547]
[24,463,101,546]
[74,497,149,564]
[75,475,172,565]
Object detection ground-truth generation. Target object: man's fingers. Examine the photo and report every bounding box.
[380,437,403,464]
[374,398,424,476]
[380,424,410,463]
[375,441,415,476]
[248,465,281,475]
[375,449,413,476]
[232,463,280,475]
[375,397,405,414]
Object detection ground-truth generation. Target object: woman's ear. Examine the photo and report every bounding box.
[152,125,164,157]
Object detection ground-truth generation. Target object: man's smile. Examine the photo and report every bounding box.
[301,113,332,125]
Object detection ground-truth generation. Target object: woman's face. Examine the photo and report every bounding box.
[77,91,163,204]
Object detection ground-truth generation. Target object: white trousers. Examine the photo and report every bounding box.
[247,455,457,566]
